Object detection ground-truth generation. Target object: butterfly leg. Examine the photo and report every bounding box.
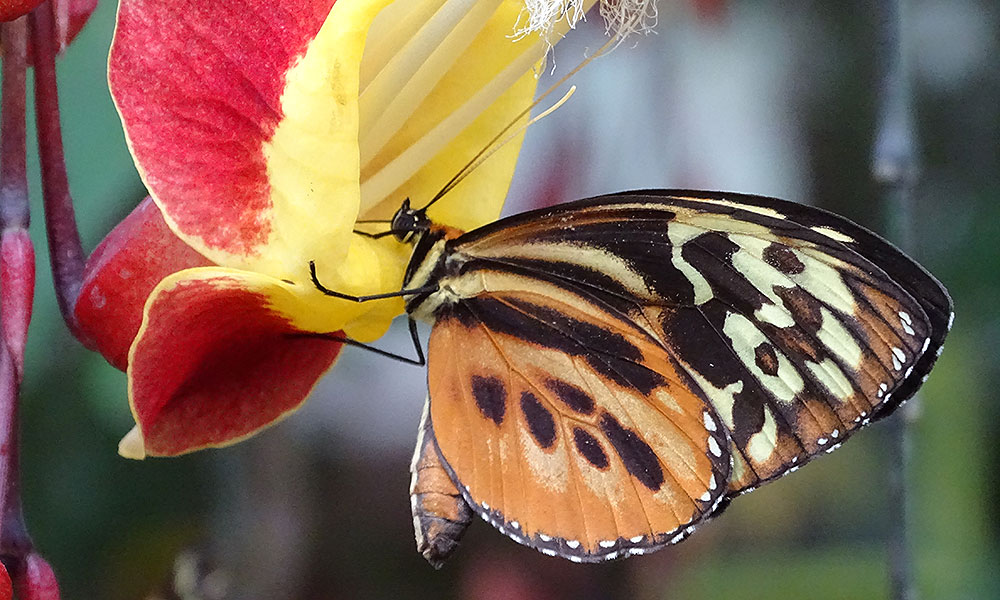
[300,319,426,366]
[309,261,438,302]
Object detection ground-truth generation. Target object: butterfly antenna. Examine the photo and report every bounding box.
[418,32,622,214]
[422,86,577,212]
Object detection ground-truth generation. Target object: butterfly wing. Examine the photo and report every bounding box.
[439,189,952,494]
[425,274,732,562]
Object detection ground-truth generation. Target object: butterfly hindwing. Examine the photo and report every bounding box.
[428,190,952,495]
[425,274,732,562]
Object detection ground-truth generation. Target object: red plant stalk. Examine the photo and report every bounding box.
[0,4,71,596]
[30,1,85,338]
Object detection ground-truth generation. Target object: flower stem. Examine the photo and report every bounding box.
[872,0,918,599]
[29,1,86,339]
[0,17,29,232]
[0,12,36,578]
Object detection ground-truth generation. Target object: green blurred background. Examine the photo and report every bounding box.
[7,1,998,598]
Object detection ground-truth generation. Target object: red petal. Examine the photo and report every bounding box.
[129,271,342,456]
[108,0,334,257]
[74,197,211,370]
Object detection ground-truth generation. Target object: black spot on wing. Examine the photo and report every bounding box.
[754,342,780,376]
[599,412,664,492]
[520,391,556,448]
[763,242,805,275]
[545,379,595,414]
[471,376,506,425]
[573,427,609,469]
[773,285,824,335]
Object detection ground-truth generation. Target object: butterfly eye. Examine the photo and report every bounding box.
[389,202,431,243]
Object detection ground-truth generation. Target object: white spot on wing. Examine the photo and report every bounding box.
[630,535,644,543]
[708,436,722,457]
[599,540,617,548]
[538,533,552,542]
[703,412,717,432]
[700,491,712,501]
[566,539,580,548]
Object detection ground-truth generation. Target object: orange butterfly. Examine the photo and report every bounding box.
[311,190,952,566]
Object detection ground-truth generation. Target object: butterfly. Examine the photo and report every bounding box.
[311,189,953,567]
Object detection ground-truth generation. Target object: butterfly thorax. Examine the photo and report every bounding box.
[402,223,471,322]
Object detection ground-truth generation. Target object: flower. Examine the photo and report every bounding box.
[75,0,592,458]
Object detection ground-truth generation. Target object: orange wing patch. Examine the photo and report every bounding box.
[427,284,731,562]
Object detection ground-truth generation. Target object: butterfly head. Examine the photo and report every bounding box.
[390,198,432,244]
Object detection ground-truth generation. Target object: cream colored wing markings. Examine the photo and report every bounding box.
[662,204,933,454]
[653,224,842,468]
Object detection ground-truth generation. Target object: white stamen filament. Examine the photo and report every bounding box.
[360,2,443,87]
[359,32,546,213]
[360,0,503,161]
[357,0,610,215]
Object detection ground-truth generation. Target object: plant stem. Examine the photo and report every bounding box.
[0,18,29,232]
[872,1,918,599]
[29,1,86,339]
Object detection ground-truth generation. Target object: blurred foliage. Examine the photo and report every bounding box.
[0,1,996,598]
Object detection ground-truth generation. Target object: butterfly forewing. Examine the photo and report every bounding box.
[425,275,732,561]
[427,190,952,496]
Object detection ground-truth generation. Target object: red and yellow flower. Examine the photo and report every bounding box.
[76,0,592,458]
